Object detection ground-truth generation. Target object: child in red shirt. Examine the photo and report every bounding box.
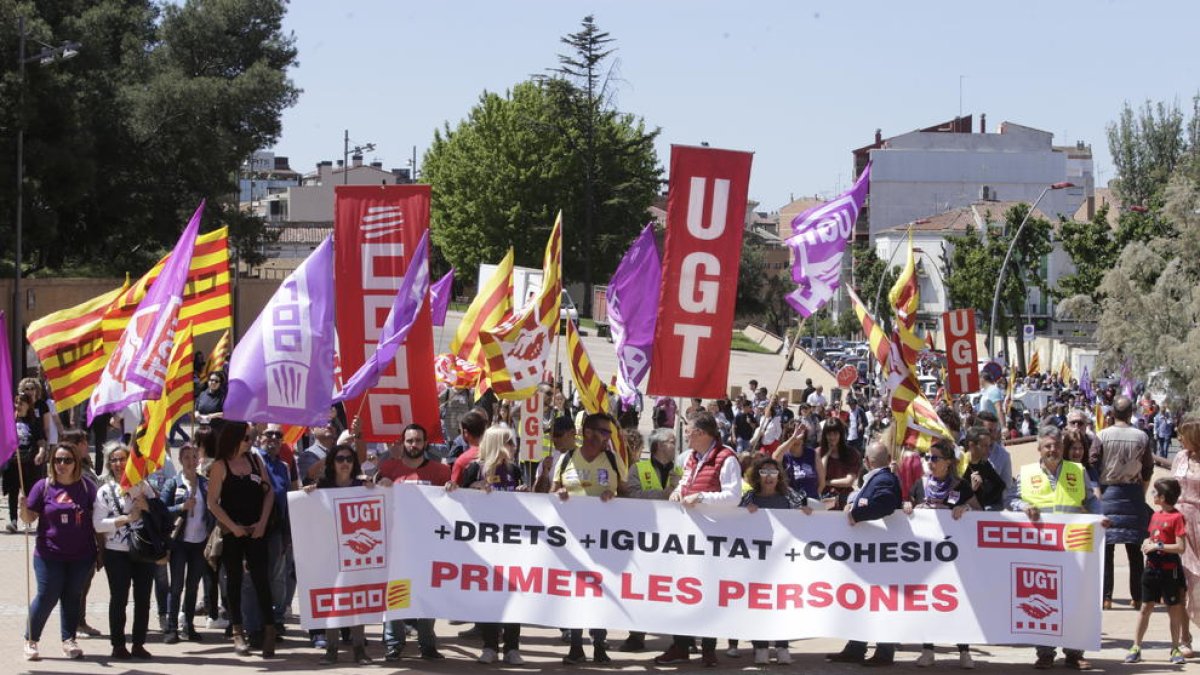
[1126,478,1188,664]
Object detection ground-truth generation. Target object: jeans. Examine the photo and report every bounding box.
[242,530,287,632]
[27,556,92,642]
[570,628,607,650]
[168,540,206,632]
[1157,437,1171,458]
[1104,543,1144,604]
[153,561,170,618]
[220,533,273,628]
[104,549,155,647]
[203,563,222,620]
[383,618,436,652]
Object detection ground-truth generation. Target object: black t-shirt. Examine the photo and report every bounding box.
[961,460,1006,509]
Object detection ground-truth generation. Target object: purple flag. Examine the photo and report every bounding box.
[785,163,871,317]
[430,268,455,327]
[0,312,16,468]
[224,236,336,426]
[1120,358,1135,399]
[1079,366,1093,402]
[335,232,431,403]
[89,202,203,422]
[607,224,661,405]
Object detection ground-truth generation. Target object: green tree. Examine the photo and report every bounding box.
[849,243,898,321]
[1053,205,1119,302]
[425,20,660,298]
[0,0,298,275]
[1107,99,1188,207]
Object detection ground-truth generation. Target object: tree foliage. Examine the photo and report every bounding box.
[0,0,298,276]
[849,242,898,322]
[1106,99,1195,207]
[425,16,661,299]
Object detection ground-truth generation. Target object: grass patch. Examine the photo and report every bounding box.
[731,333,776,354]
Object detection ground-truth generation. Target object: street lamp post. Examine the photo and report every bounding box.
[986,181,1074,360]
[342,129,375,185]
[11,17,80,385]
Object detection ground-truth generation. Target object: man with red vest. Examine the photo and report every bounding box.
[653,411,742,667]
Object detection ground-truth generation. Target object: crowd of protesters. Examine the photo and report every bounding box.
[4,355,1199,669]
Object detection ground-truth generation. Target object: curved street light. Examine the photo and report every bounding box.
[986,181,1074,361]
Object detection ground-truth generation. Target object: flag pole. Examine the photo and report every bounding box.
[770,318,808,405]
[16,450,32,642]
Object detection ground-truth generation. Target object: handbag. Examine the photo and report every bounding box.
[203,526,224,570]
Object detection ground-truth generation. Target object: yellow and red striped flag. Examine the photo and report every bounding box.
[1027,350,1041,376]
[565,318,627,465]
[102,227,232,353]
[451,248,514,375]
[123,322,194,488]
[26,281,130,410]
[202,329,232,379]
[1094,402,1106,432]
[479,213,563,400]
[1058,359,1072,383]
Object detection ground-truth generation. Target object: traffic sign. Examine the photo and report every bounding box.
[836,365,858,388]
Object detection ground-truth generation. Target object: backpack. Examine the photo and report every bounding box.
[116,486,172,564]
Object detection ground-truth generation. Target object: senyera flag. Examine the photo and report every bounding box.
[335,231,432,403]
[786,163,870,317]
[429,269,455,327]
[224,236,337,426]
[649,145,753,399]
[607,223,660,406]
[334,185,441,442]
[89,202,203,423]
[25,281,128,410]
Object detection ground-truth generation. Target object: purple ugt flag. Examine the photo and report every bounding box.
[429,268,455,327]
[607,224,661,406]
[1079,366,1093,402]
[0,311,16,468]
[335,231,431,403]
[785,163,871,317]
[224,236,336,426]
[89,202,203,423]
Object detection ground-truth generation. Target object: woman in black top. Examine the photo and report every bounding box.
[194,372,227,425]
[958,426,1006,510]
[5,393,45,531]
[206,422,275,657]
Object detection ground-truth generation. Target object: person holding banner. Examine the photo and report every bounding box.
[552,412,629,665]
[653,412,741,668]
[740,454,811,665]
[447,427,527,665]
[533,417,579,494]
[819,417,861,510]
[1010,425,1108,670]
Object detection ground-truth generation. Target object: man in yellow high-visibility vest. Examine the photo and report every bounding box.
[1009,424,1109,671]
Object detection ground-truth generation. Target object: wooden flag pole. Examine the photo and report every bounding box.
[16,450,32,643]
[770,318,808,403]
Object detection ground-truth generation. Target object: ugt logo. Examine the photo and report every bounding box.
[1011,564,1062,637]
[335,496,386,571]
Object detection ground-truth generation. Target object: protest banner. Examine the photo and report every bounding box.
[290,486,1103,650]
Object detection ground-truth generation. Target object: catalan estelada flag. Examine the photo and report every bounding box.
[123,322,194,489]
[1027,350,1041,376]
[565,318,626,465]
[202,329,232,380]
[26,281,129,410]
[102,226,232,353]
[479,214,562,400]
[451,248,514,374]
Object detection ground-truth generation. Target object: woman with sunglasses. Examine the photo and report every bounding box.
[18,442,97,661]
[448,427,527,665]
[207,421,276,657]
[739,455,810,665]
[303,444,374,665]
[93,442,156,660]
[195,371,227,425]
[901,440,974,668]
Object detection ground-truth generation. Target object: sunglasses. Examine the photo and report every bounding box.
[262,431,283,439]
[53,457,76,465]
[333,455,356,464]
[758,468,780,476]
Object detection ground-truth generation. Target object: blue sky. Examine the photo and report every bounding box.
[272,0,1199,211]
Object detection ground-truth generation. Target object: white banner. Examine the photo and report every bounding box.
[289,486,1104,650]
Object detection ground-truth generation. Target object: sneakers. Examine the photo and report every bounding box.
[725,646,741,658]
[754,648,770,665]
[916,648,936,667]
[478,647,498,664]
[1124,646,1142,664]
[1170,648,1186,665]
[776,648,792,665]
[504,649,525,665]
[182,628,203,642]
[653,644,691,665]
[206,616,230,629]
[959,650,975,669]
[1181,642,1195,659]
[158,613,168,633]
[384,647,402,662]
[164,630,180,644]
[62,638,83,659]
[24,640,39,661]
